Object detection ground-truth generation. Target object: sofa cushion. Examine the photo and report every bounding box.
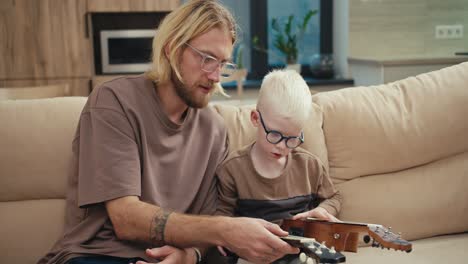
[0,97,86,201]
[337,151,468,241]
[313,62,468,182]
[211,102,329,169]
[0,199,66,264]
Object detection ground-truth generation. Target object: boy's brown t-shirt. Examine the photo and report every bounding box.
[216,143,342,223]
[38,75,228,264]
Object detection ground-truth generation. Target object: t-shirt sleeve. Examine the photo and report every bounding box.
[76,101,141,207]
[215,163,238,217]
[315,158,343,216]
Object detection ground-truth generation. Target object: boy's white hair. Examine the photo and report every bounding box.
[257,69,312,127]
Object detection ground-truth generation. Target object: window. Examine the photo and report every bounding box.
[250,0,332,78]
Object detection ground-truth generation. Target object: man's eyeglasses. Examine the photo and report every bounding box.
[257,110,304,149]
[185,43,237,78]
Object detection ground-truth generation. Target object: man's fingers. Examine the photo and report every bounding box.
[217,245,227,256]
[145,246,175,259]
[264,221,288,237]
[261,221,300,255]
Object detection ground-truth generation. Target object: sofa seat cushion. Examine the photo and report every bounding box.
[337,151,468,241]
[0,199,66,264]
[346,232,468,264]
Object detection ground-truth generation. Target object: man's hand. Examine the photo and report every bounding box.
[135,246,196,264]
[291,207,340,222]
[220,217,299,264]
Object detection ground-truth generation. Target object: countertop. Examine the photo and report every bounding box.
[348,54,468,66]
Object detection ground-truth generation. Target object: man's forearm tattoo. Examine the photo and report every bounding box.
[149,210,172,247]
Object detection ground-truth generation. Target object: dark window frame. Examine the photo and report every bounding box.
[249,0,332,79]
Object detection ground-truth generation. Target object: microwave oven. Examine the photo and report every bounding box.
[100,29,155,74]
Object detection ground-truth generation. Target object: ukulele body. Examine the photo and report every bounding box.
[282,219,368,252]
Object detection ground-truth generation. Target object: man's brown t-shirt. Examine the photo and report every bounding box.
[38,75,228,264]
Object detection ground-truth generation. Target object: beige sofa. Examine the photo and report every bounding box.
[1,62,467,264]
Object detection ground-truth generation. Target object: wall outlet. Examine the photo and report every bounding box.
[435,24,464,39]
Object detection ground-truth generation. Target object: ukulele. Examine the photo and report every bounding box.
[281,235,346,264]
[281,218,412,253]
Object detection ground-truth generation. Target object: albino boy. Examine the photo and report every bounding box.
[216,69,342,263]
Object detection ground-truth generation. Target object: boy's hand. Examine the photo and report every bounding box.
[135,246,196,264]
[292,207,340,222]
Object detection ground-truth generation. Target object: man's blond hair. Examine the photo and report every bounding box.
[147,0,237,94]
[257,70,312,128]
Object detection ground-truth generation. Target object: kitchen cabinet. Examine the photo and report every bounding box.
[88,0,179,12]
[348,56,468,86]
[0,0,92,79]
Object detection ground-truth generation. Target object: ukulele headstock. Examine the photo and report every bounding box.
[367,225,412,253]
[281,235,346,263]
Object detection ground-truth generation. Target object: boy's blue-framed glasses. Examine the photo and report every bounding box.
[257,110,304,149]
[184,43,237,78]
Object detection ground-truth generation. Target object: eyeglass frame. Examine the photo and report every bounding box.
[257,110,304,149]
[184,43,237,75]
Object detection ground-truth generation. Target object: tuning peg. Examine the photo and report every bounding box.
[315,248,322,255]
[299,252,307,263]
[307,244,316,251]
[398,232,402,238]
[363,235,371,243]
[329,246,336,254]
[301,238,316,243]
[306,257,315,264]
[320,241,327,249]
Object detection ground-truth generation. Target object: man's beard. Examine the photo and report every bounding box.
[172,72,213,108]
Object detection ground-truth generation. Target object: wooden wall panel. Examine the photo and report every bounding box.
[88,0,180,12]
[0,0,92,79]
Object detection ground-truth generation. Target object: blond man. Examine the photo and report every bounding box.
[38,1,298,264]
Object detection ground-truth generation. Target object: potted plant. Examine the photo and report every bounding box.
[253,9,317,73]
[233,44,248,81]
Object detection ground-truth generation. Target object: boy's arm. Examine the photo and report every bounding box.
[317,190,342,216]
[316,162,342,216]
[292,158,342,221]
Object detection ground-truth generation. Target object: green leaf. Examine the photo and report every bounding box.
[284,15,293,37]
[272,18,280,32]
[301,9,318,31]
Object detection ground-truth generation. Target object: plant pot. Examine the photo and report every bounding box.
[285,63,301,74]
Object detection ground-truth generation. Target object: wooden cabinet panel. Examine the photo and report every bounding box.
[0,0,92,79]
[0,78,91,96]
[348,57,467,86]
[0,0,14,11]
[88,0,180,12]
